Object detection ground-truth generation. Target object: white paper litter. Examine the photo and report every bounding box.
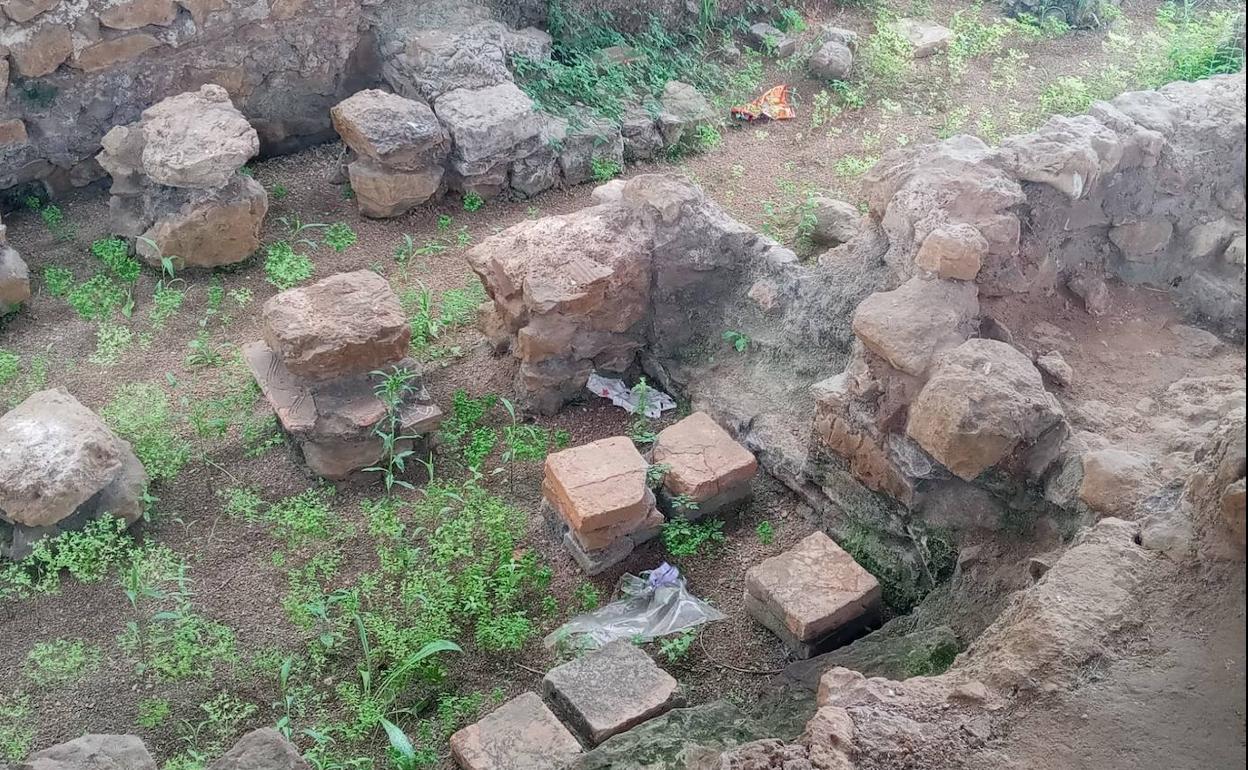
[586,372,676,419]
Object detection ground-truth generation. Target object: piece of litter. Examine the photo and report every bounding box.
[731,84,797,122]
[587,372,676,419]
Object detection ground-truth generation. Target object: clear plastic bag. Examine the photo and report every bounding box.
[544,563,726,651]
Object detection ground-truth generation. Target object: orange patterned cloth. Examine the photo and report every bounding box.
[731,84,797,122]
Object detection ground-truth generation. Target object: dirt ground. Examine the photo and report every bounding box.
[1,0,1244,767]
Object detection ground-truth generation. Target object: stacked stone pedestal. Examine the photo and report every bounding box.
[744,532,884,659]
[331,89,451,218]
[96,85,267,270]
[542,436,664,575]
[0,214,30,316]
[244,270,442,480]
[651,411,758,518]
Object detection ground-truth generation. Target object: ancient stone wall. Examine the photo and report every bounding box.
[0,0,375,192]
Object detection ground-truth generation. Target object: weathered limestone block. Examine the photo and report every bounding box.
[71,33,165,73]
[434,82,544,166]
[1,217,30,316]
[995,114,1124,199]
[331,89,450,172]
[347,160,445,218]
[558,109,625,187]
[206,728,309,770]
[651,411,757,517]
[621,106,663,162]
[656,80,715,148]
[1078,449,1158,517]
[2,21,72,77]
[851,277,980,377]
[136,175,268,269]
[810,197,861,246]
[99,0,179,31]
[449,692,583,770]
[894,18,953,58]
[138,85,260,189]
[809,40,853,81]
[745,531,883,658]
[262,270,411,382]
[745,23,796,58]
[0,389,148,559]
[914,223,987,281]
[19,734,156,770]
[906,339,1066,481]
[542,640,684,745]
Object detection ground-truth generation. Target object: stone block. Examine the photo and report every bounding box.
[331,89,450,172]
[449,692,582,770]
[262,271,411,381]
[542,437,651,534]
[914,223,987,281]
[651,412,757,518]
[434,82,544,165]
[745,532,882,658]
[542,640,684,745]
[851,277,980,377]
[348,158,444,218]
[1,243,31,316]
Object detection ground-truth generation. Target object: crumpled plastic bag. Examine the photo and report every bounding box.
[586,372,676,419]
[544,563,726,651]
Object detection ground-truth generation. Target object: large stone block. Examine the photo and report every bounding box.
[0,389,147,558]
[262,270,411,382]
[347,159,444,218]
[906,339,1065,481]
[651,411,756,517]
[136,175,268,269]
[1,241,31,316]
[851,277,980,377]
[745,531,882,658]
[331,89,450,171]
[20,734,156,770]
[542,640,684,745]
[137,85,261,190]
[434,82,544,165]
[542,437,651,534]
[449,692,583,770]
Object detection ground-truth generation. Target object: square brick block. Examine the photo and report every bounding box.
[652,411,757,517]
[449,692,582,770]
[745,531,882,658]
[543,436,651,533]
[542,640,685,745]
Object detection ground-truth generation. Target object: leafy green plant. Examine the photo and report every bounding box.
[628,378,659,445]
[859,12,913,97]
[23,639,103,687]
[42,265,75,297]
[149,281,185,329]
[90,322,134,365]
[0,516,135,600]
[364,367,423,492]
[270,183,290,200]
[324,222,359,252]
[0,693,34,762]
[66,274,126,320]
[136,698,171,729]
[658,629,697,663]
[722,329,750,353]
[91,237,141,283]
[0,349,18,389]
[591,155,622,182]
[756,520,775,545]
[462,191,485,212]
[102,382,191,482]
[662,519,725,558]
[573,581,600,611]
[264,241,315,290]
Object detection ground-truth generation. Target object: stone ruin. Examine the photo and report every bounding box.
[0,209,28,315]
[96,84,266,269]
[455,73,1246,768]
[1,0,718,205]
[0,388,147,559]
[18,728,307,770]
[243,270,443,480]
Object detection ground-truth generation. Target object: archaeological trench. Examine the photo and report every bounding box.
[0,1,1245,769]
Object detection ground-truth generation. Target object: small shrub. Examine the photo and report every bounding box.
[756,521,775,545]
[136,698,171,729]
[102,382,191,482]
[462,191,485,212]
[42,265,75,297]
[859,13,913,96]
[91,237,141,283]
[323,222,358,253]
[591,155,622,182]
[662,519,725,558]
[24,639,102,687]
[264,241,314,290]
[66,274,126,320]
[1038,75,1094,116]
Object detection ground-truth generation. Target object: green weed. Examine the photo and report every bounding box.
[264,241,314,290]
[102,382,191,482]
[23,639,102,687]
[324,222,358,253]
[662,519,725,558]
[0,693,34,762]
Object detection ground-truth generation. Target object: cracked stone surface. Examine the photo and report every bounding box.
[449,692,582,770]
[745,532,882,648]
[542,640,684,745]
[652,411,757,505]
